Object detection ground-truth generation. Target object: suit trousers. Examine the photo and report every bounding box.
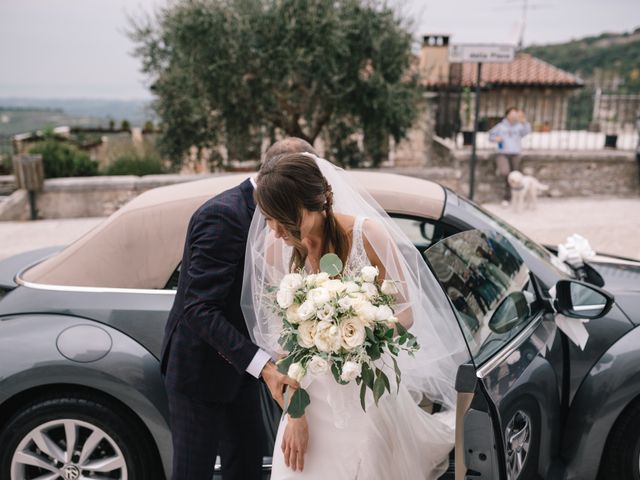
[165,375,264,480]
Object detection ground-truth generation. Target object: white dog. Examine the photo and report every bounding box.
[507,170,549,212]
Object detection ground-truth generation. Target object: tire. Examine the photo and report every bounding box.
[502,397,540,480]
[0,393,161,480]
[599,399,640,480]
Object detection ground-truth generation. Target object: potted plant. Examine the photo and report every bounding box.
[604,112,618,149]
[461,87,474,146]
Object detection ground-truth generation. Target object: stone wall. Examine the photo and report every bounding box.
[0,152,637,221]
[452,150,639,203]
[0,174,210,221]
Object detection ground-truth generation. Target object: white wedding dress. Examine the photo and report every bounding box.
[270,217,456,480]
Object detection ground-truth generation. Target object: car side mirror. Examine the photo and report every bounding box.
[489,291,530,334]
[554,279,614,319]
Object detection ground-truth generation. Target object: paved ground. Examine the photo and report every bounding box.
[0,196,639,262]
[483,196,640,260]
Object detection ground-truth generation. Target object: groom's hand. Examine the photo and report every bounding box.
[261,361,299,408]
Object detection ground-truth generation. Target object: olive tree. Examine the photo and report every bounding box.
[130,0,419,167]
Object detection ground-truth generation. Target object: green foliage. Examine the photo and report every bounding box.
[525,28,640,93]
[120,120,131,131]
[29,140,98,178]
[143,120,155,133]
[105,152,165,176]
[130,0,419,167]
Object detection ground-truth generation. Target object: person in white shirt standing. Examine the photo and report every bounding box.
[489,107,531,206]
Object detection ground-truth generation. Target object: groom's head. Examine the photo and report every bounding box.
[260,137,318,174]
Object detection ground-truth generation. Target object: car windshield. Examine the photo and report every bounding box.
[458,197,575,278]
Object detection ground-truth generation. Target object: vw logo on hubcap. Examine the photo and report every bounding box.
[61,465,80,480]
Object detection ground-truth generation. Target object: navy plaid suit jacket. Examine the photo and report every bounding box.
[160,178,260,402]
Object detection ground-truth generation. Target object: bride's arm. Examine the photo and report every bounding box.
[362,219,414,329]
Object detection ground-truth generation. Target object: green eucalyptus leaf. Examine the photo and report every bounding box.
[320,253,343,276]
[276,354,295,375]
[362,363,374,388]
[373,372,386,406]
[360,380,368,412]
[286,388,311,418]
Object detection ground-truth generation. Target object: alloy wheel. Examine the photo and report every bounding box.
[505,409,531,480]
[11,418,127,480]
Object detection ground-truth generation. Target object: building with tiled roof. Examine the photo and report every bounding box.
[417,35,583,133]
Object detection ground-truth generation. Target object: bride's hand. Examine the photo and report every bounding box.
[282,415,309,472]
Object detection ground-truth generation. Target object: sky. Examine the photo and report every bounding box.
[0,0,638,100]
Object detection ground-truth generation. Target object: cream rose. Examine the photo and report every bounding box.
[317,303,336,322]
[280,273,304,291]
[314,320,342,353]
[340,361,362,382]
[297,320,317,348]
[323,279,348,296]
[355,301,378,326]
[308,287,331,306]
[287,362,306,382]
[340,316,366,350]
[344,281,360,293]
[285,304,301,324]
[360,265,379,283]
[297,300,316,321]
[381,279,399,295]
[307,355,329,375]
[276,288,295,309]
[375,304,394,322]
[360,282,379,300]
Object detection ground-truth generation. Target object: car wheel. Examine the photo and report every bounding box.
[503,397,540,480]
[600,398,640,480]
[0,394,160,480]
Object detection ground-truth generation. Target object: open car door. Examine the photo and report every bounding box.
[425,229,564,480]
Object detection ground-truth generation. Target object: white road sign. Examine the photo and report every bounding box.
[449,44,515,63]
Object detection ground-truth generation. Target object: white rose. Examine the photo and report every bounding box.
[297,320,317,348]
[285,304,301,324]
[340,361,362,382]
[360,265,379,283]
[308,287,331,307]
[287,362,306,382]
[340,316,366,350]
[338,296,356,311]
[381,279,399,295]
[276,288,295,309]
[375,305,394,322]
[317,303,336,322]
[307,355,329,375]
[344,281,360,293]
[323,279,347,296]
[360,282,379,300]
[314,320,342,353]
[304,273,317,288]
[280,273,304,291]
[315,272,330,284]
[297,300,316,321]
[355,301,377,326]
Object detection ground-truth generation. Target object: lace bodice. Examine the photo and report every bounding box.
[344,216,370,275]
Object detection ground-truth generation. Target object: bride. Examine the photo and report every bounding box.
[241,153,468,479]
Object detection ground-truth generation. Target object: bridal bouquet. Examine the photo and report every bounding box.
[274,254,420,418]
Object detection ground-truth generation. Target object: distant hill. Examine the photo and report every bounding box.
[0,98,154,137]
[525,27,640,92]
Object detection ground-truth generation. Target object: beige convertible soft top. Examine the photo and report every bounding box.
[21,171,445,289]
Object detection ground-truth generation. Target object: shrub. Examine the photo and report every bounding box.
[29,140,98,178]
[105,153,165,176]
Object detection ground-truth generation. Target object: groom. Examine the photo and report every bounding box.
[161,137,318,480]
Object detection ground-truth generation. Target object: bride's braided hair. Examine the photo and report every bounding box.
[255,153,349,271]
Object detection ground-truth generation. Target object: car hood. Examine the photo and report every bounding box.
[588,254,640,325]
